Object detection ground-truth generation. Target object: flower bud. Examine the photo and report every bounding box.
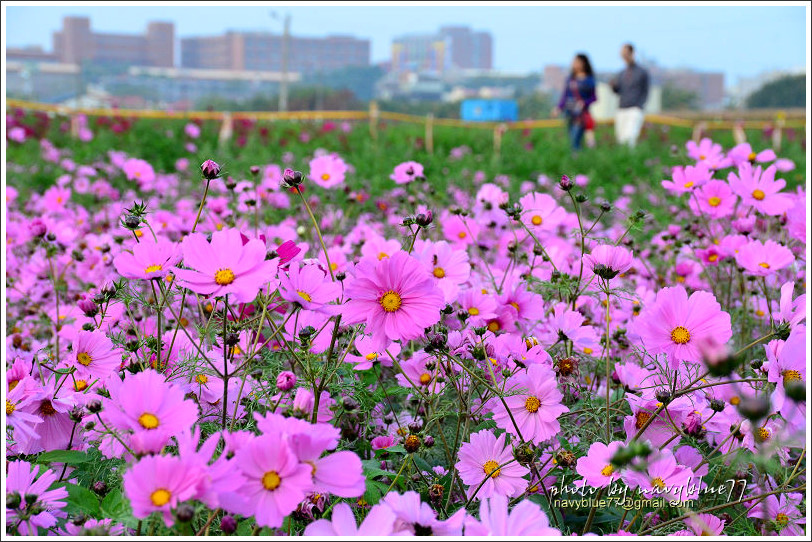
[403,434,421,454]
[423,435,435,448]
[220,515,238,535]
[200,159,221,180]
[282,168,304,189]
[559,175,573,191]
[736,396,770,422]
[91,480,108,495]
[78,298,99,318]
[276,371,297,391]
[86,399,103,414]
[176,503,195,523]
[415,211,433,227]
[29,219,47,238]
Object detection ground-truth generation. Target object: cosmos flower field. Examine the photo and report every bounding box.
[3,110,808,536]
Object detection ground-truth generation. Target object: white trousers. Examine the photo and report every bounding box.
[615,107,645,147]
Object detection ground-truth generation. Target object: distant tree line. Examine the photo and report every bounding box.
[746,74,805,109]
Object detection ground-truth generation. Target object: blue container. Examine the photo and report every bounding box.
[460,99,518,122]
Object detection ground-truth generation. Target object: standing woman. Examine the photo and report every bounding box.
[551,53,597,152]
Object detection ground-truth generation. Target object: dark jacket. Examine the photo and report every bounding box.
[557,75,596,115]
[611,63,649,108]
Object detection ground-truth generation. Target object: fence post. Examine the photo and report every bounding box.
[369,101,379,141]
[493,123,506,159]
[772,111,785,151]
[691,121,707,143]
[732,121,747,145]
[425,113,434,154]
[218,112,233,147]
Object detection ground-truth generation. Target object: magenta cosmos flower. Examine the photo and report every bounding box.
[343,251,444,350]
[583,244,634,281]
[124,454,202,527]
[305,502,398,536]
[621,449,695,502]
[234,435,314,528]
[575,441,624,489]
[661,163,712,194]
[464,494,560,536]
[688,179,737,219]
[69,329,121,380]
[309,154,348,189]
[633,286,732,368]
[5,461,68,535]
[390,161,425,184]
[122,157,156,186]
[735,239,795,277]
[173,228,278,303]
[728,163,794,216]
[279,262,341,313]
[489,364,569,445]
[455,430,530,500]
[673,513,726,536]
[114,236,180,280]
[518,192,567,233]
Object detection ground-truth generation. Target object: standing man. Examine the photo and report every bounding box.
[611,43,649,147]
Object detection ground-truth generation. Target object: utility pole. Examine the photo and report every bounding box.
[279,14,290,112]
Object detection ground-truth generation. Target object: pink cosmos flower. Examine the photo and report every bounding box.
[633,286,732,368]
[361,235,402,261]
[747,492,805,535]
[415,240,471,303]
[518,192,567,233]
[234,435,314,528]
[728,163,793,216]
[124,454,202,527]
[101,369,199,456]
[69,329,121,380]
[766,325,805,411]
[622,449,696,502]
[5,461,68,535]
[673,513,726,536]
[343,251,444,350]
[734,239,795,277]
[575,441,624,489]
[542,302,601,357]
[455,430,530,500]
[489,364,568,444]
[441,210,480,248]
[346,335,400,370]
[184,122,201,139]
[122,158,156,187]
[173,228,278,303]
[5,378,44,443]
[688,179,737,219]
[286,429,366,498]
[279,262,341,313]
[305,502,398,536]
[583,244,634,281]
[458,288,499,326]
[391,161,425,184]
[381,491,466,535]
[464,494,561,536]
[309,154,348,189]
[727,142,776,167]
[661,163,712,193]
[686,138,731,169]
[41,185,71,212]
[114,236,182,281]
[396,351,445,393]
[774,281,805,329]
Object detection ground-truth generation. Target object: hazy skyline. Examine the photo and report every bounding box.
[5,4,808,83]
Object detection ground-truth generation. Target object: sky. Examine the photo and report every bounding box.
[4,3,808,84]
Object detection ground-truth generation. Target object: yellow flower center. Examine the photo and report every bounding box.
[150,488,171,506]
[487,321,500,332]
[651,477,666,490]
[262,471,281,491]
[782,370,802,384]
[6,400,15,415]
[583,347,593,355]
[670,326,691,344]
[365,352,378,361]
[483,459,501,478]
[377,252,389,260]
[524,396,541,413]
[433,267,446,278]
[457,231,467,239]
[321,173,330,181]
[74,380,88,392]
[531,215,543,226]
[297,291,312,302]
[77,352,92,366]
[635,411,651,429]
[468,307,480,316]
[134,230,143,238]
[145,264,163,274]
[330,262,338,271]
[601,464,614,476]
[683,181,694,189]
[748,152,757,162]
[776,513,789,527]
[730,396,740,406]
[195,374,209,384]
[759,262,770,269]
[138,412,160,429]
[379,290,402,312]
[756,427,771,442]
[752,189,765,201]
[708,196,722,207]
[708,254,718,262]
[419,373,432,385]
[40,401,56,416]
[756,309,765,317]
[699,154,707,160]
[214,268,235,285]
[509,302,520,311]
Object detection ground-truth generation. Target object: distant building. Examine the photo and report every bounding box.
[51,16,174,67]
[391,26,492,74]
[541,64,567,94]
[181,32,370,75]
[6,46,59,63]
[648,65,725,110]
[6,61,82,103]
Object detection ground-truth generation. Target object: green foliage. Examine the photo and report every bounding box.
[746,74,806,109]
[662,83,700,111]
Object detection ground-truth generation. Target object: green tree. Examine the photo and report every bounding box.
[746,74,806,109]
